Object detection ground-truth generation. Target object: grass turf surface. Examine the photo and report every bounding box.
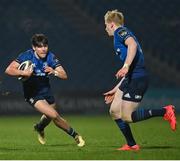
[0,115,179,160]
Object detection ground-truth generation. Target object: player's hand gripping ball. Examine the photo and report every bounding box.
[18,60,34,81]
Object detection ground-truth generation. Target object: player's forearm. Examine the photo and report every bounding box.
[54,70,67,79]
[5,66,24,76]
[124,43,137,67]
[53,66,68,79]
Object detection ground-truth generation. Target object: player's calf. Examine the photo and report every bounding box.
[109,109,122,120]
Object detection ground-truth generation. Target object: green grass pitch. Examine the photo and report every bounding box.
[0,115,179,160]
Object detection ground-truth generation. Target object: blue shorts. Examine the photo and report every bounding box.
[119,76,148,102]
[25,95,55,106]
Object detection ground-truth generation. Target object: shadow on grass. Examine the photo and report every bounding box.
[46,143,74,147]
[0,147,24,151]
[142,145,180,149]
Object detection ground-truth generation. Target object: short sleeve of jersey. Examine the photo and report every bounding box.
[118,28,131,43]
[48,53,61,69]
[15,52,30,64]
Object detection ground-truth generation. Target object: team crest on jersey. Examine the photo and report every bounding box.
[118,29,128,37]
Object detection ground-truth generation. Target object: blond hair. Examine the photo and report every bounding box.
[104,9,124,26]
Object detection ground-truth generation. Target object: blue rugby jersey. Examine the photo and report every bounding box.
[114,26,147,78]
[15,49,61,98]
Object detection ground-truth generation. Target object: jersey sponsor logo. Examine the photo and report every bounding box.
[34,69,46,76]
[124,93,131,98]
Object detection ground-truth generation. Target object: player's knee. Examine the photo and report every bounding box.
[51,104,57,109]
[50,112,59,120]
[109,109,121,120]
[121,115,132,123]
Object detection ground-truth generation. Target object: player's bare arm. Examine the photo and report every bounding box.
[116,37,137,79]
[5,60,33,77]
[44,66,67,79]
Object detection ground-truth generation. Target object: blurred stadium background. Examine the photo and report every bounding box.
[0,0,180,115]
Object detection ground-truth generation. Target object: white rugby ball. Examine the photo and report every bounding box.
[18,60,33,81]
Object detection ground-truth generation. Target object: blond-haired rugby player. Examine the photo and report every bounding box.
[104,9,176,151]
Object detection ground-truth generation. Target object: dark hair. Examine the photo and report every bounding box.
[31,34,48,47]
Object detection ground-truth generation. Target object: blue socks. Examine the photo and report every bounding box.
[131,108,166,122]
[115,119,136,146]
[115,109,166,146]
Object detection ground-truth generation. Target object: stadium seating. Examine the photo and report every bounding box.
[0,0,180,94]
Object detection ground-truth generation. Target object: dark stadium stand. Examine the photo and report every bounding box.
[0,0,180,95]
